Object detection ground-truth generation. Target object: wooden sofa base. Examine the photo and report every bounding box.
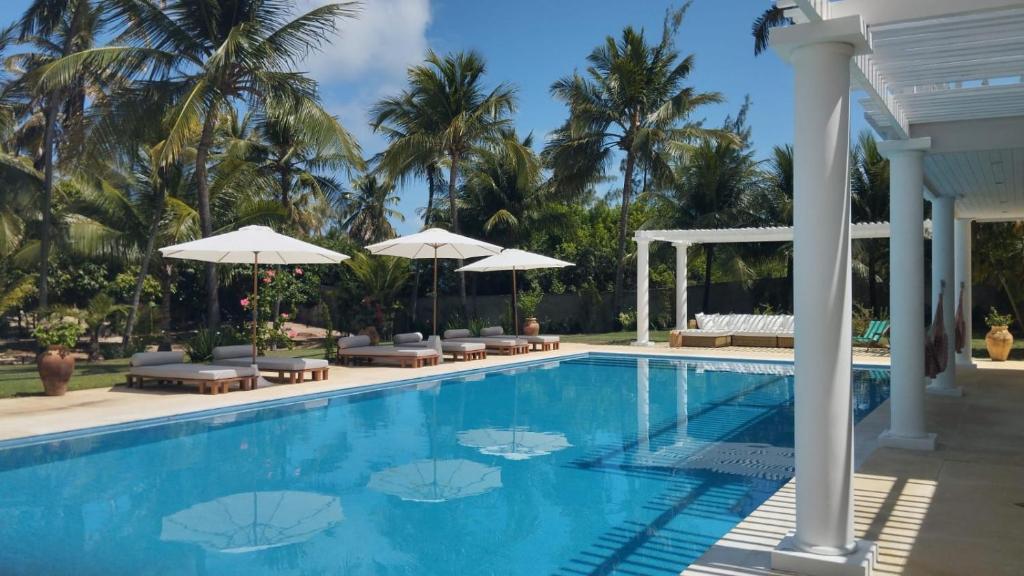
[125,374,256,395]
[339,355,440,368]
[731,335,779,348]
[678,334,732,348]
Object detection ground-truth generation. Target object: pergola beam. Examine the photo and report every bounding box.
[634,220,930,245]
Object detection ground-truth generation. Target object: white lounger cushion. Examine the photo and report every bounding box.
[216,356,328,370]
[444,329,472,339]
[338,335,372,349]
[338,346,438,358]
[212,345,252,360]
[129,363,257,380]
[526,335,559,344]
[678,329,733,337]
[130,351,186,367]
[480,326,504,337]
[393,332,424,345]
[453,337,528,347]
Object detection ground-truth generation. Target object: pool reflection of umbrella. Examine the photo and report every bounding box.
[368,458,501,503]
[457,427,571,461]
[160,491,342,553]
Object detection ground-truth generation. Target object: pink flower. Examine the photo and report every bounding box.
[262,276,272,284]
[294,267,303,275]
[240,298,250,307]
[280,312,289,319]
[287,330,298,339]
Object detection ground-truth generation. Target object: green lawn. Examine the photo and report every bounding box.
[561,330,671,346]
[0,346,330,399]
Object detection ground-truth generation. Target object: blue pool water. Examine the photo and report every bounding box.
[0,354,889,575]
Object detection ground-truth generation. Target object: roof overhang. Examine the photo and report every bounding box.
[635,221,931,245]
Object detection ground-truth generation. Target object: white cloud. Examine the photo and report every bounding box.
[300,0,431,83]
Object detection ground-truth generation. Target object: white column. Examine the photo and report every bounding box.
[632,239,653,346]
[674,242,689,330]
[954,219,976,369]
[636,358,650,453]
[928,197,962,396]
[770,16,876,574]
[877,138,936,451]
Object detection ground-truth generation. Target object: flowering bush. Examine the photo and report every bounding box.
[34,317,84,350]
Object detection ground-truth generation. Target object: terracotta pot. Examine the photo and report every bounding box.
[522,317,540,337]
[37,346,75,396]
[985,325,1013,362]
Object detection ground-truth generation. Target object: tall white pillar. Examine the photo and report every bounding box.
[632,239,653,346]
[770,16,876,575]
[877,139,936,451]
[674,242,689,330]
[954,219,976,369]
[928,197,962,396]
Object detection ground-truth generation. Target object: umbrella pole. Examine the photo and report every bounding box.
[252,254,259,365]
[512,268,519,337]
[433,248,439,336]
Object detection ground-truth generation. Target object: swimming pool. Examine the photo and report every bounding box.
[0,354,889,575]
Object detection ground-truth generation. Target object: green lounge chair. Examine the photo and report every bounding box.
[853,319,890,348]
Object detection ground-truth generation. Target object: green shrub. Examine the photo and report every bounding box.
[33,317,83,350]
[518,288,544,319]
[985,307,1013,328]
[186,328,234,362]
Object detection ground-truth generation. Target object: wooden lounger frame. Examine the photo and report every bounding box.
[778,336,794,348]
[486,342,529,355]
[271,367,329,383]
[338,354,440,368]
[125,374,256,395]
[529,341,559,352]
[449,349,487,361]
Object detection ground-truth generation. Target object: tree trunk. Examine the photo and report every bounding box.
[703,245,715,312]
[195,110,220,329]
[448,152,468,316]
[158,264,174,351]
[612,149,638,314]
[408,166,437,329]
[121,190,167,355]
[38,103,57,311]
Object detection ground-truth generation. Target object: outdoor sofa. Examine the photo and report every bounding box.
[672,313,795,348]
[443,327,530,355]
[125,351,258,395]
[211,345,330,383]
[396,332,487,361]
[337,335,440,368]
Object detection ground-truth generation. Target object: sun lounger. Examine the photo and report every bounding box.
[443,328,529,355]
[126,351,258,394]
[526,334,560,351]
[396,332,487,361]
[337,335,440,368]
[211,345,330,383]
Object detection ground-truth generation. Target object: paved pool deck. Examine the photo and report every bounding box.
[0,343,1019,575]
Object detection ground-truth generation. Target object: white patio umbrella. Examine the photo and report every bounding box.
[159,225,349,364]
[365,228,502,334]
[160,490,343,553]
[456,249,573,336]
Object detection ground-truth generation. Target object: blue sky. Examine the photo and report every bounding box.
[1,0,871,233]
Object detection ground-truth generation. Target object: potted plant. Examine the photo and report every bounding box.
[33,317,83,396]
[984,307,1014,361]
[518,288,544,336]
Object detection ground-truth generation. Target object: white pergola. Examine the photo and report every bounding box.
[636,2,1024,574]
[632,220,932,345]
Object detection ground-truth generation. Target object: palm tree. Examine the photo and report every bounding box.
[654,99,761,312]
[344,252,411,337]
[545,5,728,313]
[370,50,518,313]
[75,292,129,360]
[341,175,404,245]
[37,0,361,328]
[751,4,792,56]
[461,131,543,247]
[851,131,890,315]
[10,0,103,310]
